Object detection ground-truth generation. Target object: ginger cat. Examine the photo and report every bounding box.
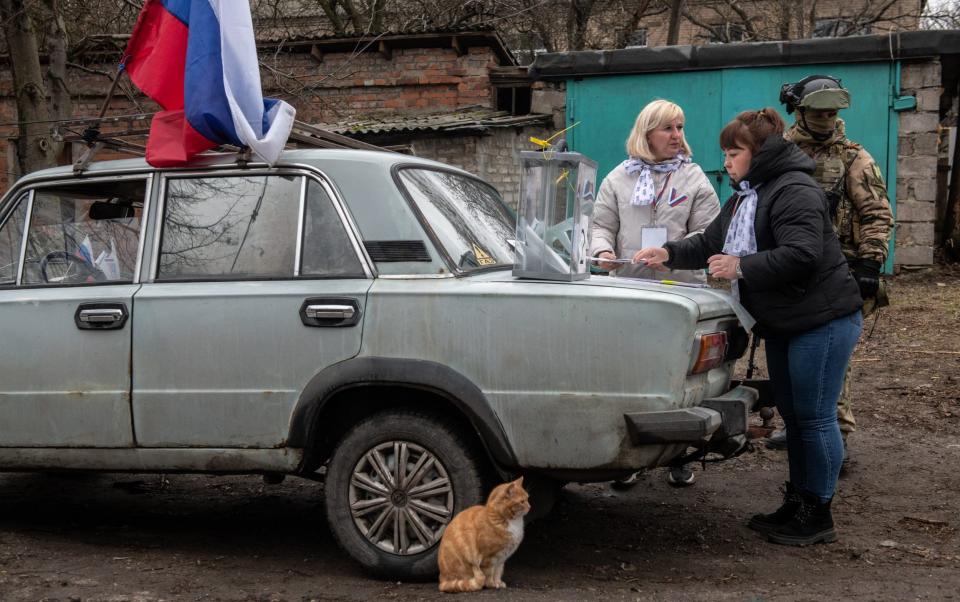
[437,477,530,593]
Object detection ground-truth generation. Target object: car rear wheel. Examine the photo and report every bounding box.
[324,409,487,579]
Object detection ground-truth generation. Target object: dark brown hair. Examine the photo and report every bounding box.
[719,108,786,153]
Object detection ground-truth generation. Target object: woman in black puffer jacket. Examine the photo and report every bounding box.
[636,109,862,546]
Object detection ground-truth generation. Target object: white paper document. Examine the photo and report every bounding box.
[640,226,668,249]
[589,256,633,264]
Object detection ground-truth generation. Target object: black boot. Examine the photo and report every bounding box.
[748,482,801,534]
[767,490,837,546]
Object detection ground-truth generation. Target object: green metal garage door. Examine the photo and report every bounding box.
[566,62,899,267]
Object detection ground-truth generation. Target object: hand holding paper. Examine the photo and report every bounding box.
[592,250,623,271]
[633,247,669,269]
[589,255,632,264]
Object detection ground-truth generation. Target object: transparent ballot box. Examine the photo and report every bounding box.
[513,150,597,281]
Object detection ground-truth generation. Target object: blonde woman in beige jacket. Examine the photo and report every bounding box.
[591,100,720,284]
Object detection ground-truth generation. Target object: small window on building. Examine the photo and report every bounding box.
[814,19,871,37]
[158,175,301,280]
[708,23,745,43]
[496,86,532,115]
[626,28,648,48]
[710,22,746,44]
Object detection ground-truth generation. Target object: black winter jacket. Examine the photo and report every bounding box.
[664,135,862,336]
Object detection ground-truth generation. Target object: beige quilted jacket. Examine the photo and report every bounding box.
[589,160,720,283]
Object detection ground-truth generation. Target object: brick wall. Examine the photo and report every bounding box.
[409,125,551,210]
[0,97,17,192]
[895,59,941,267]
[0,42,503,193]
[531,80,567,130]
[279,46,499,125]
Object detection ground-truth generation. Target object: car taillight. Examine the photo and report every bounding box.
[692,332,728,374]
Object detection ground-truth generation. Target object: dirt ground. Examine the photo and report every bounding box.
[1,265,958,602]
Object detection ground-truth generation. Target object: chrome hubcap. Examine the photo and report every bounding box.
[348,441,454,555]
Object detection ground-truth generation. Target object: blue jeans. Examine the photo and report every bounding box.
[765,312,863,502]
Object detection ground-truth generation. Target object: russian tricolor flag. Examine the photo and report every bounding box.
[124,0,295,167]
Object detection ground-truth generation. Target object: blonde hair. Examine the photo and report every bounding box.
[625,99,692,162]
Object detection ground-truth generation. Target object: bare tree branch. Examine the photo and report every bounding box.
[666,0,684,44]
[566,0,596,50]
[0,0,58,174]
[316,0,347,35]
[43,0,71,123]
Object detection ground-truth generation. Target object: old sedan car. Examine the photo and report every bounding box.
[0,149,756,578]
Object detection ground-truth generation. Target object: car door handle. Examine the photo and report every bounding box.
[75,303,129,331]
[79,309,124,323]
[304,304,355,320]
[299,297,361,327]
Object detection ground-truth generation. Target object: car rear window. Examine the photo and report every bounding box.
[396,168,515,273]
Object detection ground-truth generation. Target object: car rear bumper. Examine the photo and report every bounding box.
[623,384,758,445]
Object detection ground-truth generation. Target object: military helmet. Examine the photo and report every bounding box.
[779,75,851,114]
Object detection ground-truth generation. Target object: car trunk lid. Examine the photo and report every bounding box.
[582,277,733,320]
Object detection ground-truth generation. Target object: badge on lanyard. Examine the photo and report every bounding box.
[640,226,668,249]
[639,173,670,250]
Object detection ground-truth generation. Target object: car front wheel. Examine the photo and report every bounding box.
[324,410,487,579]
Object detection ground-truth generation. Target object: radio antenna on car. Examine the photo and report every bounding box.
[72,63,133,174]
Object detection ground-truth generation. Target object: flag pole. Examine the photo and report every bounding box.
[73,62,127,174]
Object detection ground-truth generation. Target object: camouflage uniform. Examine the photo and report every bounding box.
[785,118,894,434]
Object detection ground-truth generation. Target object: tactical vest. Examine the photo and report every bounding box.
[808,140,862,260]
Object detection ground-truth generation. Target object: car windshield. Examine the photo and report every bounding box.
[397,168,515,273]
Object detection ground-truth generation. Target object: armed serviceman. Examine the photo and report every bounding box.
[764,75,894,466]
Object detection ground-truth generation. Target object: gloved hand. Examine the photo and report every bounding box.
[852,259,881,299]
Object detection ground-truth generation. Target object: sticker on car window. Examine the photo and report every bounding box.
[472,243,496,266]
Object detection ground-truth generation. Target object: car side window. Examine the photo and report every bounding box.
[301,179,365,277]
[0,194,28,285]
[20,180,146,286]
[158,175,300,280]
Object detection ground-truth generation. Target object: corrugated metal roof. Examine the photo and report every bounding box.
[321,108,552,135]
[264,30,516,66]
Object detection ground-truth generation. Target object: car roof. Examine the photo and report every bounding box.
[18,148,476,183]
[9,147,490,279]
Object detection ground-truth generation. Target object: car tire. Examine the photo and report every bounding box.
[324,409,487,580]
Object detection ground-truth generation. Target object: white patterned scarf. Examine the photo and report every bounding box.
[722,180,759,300]
[624,154,689,206]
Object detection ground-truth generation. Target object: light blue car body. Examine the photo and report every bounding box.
[0,149,754,481]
